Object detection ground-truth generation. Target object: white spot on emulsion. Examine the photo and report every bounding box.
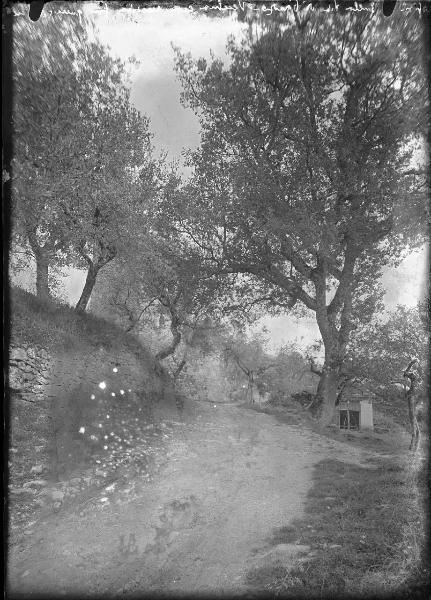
[120,390,125,395]
[106,415,110,419]
[128,389,132,392]
[98,424,103,428]
[79,427,85,434]
[113,367,118,373]
[98,381,106,390]
[90,394,96,400]
[111,392,116,397]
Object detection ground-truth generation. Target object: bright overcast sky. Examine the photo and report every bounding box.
[84,3,247,160]
[14,2,429,352]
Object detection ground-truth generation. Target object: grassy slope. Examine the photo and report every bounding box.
[9,286,157,363]
[244,402,430,598]
[247,456,430,598]
[7,287,179,536]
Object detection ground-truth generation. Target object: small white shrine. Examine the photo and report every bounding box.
[337,383,374,431]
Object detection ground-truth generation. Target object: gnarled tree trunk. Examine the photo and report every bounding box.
[311,250,355,426]
[35,251,50,302]
[155,323,181,361]
[173,358,186,380]
[314,365,340,425]
[28,230,52,302]
[75,262,99,313]
[155,291,183,361]
[408,394,420,452]
[75,243,116,314]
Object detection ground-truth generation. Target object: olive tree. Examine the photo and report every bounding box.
[168,7,427,424]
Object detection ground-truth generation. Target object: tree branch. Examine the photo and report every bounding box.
[328,243,358,316]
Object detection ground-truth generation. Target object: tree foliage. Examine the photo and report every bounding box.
[10,5,428,426]
[12,6,156,308]
[91,203,225,366]
[222,330,274,402]
[168,6,428,422]
[347,304,428,396]
[265,344,318,404]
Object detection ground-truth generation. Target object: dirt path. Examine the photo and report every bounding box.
[7,401,380,598]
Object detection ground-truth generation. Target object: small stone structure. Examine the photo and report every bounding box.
[337,382,374,431]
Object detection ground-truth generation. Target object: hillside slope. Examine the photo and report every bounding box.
[7,287,181,536]
[7,290,428,598]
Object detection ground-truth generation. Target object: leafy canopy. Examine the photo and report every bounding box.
[12,7,156,275]
[170,7,427,371]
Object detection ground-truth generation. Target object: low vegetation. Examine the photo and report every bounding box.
[247,453,430,598]
[10,287,152,361]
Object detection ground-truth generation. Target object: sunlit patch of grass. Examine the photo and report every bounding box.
[247,457,430,598]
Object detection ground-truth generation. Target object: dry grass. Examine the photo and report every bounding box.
[8,286,152,362]
[246,453,430,598]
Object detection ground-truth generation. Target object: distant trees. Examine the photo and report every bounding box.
[223,331,275,403]
[12,7,156,309]
[170,7,428,423]
[346,304,428,399]
[221,333,316,405]
[266,345,318,404]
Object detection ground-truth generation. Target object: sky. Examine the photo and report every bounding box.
[85,3,246,160]
[12,2,429,353]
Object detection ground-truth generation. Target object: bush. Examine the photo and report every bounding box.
[291,391,315,407]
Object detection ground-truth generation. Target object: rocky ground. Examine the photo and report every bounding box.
[7,398,399,598]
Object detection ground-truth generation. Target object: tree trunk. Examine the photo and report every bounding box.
[173,358,186,380]
[35,252,50,302]
[249,373,255,403]
[155,310,182,361]
[75,241,116,314]
[75,263,98,313]
[155,326,181,361]
[28,231,51,302]
[314,365,339,426]
[311,245,356,427]
[408,393,420,452]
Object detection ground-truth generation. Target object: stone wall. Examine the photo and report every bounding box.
[9,344,51,406]
[8,342,169,414]
[8,340,178,480]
